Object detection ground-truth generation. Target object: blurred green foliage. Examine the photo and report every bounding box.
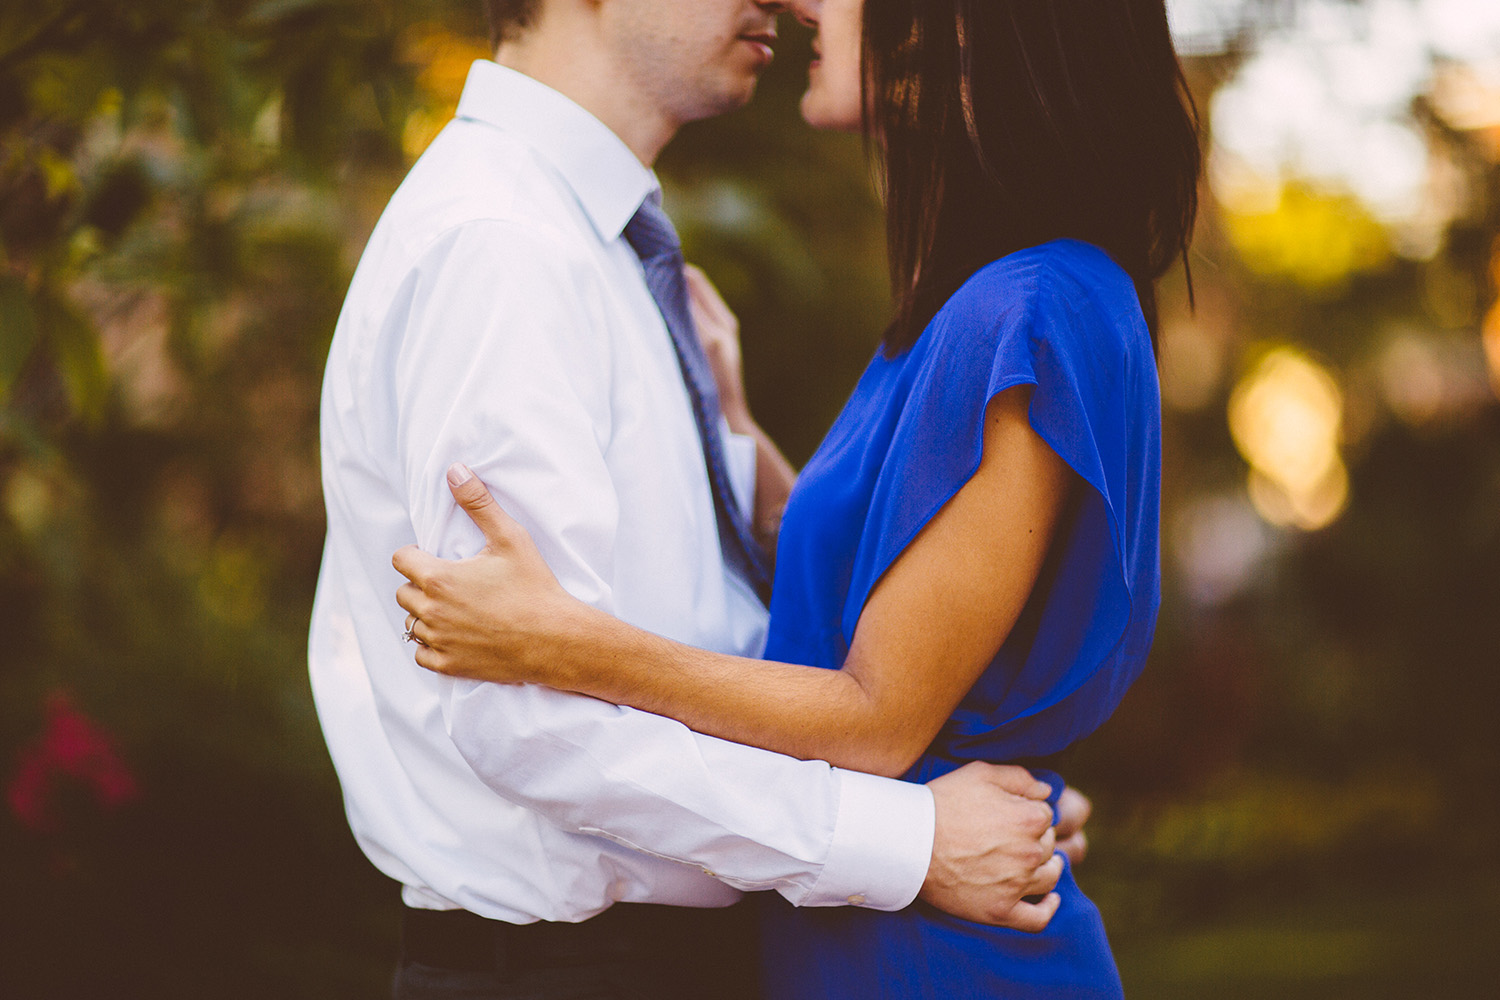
[1,1,1497,997]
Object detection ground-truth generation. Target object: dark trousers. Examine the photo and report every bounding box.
[392,900,763,1000]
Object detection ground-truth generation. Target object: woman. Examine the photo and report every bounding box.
[395,0,1199,995]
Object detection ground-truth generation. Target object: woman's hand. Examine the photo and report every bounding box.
[685,263,798,549]
[1054,785,1091,865]
[393,464,597,684]
[684,263,748,426]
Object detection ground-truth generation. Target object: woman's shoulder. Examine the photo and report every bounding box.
[948,240,1134,314]
[931,240,1147,363]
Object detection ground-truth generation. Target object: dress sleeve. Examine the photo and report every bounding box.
[839,254,1160,743]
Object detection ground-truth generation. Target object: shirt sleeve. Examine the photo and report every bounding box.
[393,220,935,911]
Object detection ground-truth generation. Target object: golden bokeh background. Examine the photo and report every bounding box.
[1,1,1496,996]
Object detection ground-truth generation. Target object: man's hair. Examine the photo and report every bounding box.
[864,0,1202,352]
[484,0,543,48]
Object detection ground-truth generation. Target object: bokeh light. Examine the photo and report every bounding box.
[1486,246,1500,399]
[399,24,491,161]
[1203,0,1500,257]
[1171,493,1276,606]
[1228,347,1350,530]
[1159,320,1229,412]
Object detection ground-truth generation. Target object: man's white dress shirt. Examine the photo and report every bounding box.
[309,60,934,924]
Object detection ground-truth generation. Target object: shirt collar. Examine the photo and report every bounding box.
[454,60,657,243]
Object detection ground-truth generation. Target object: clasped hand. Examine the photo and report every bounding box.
[394,466,1090,932]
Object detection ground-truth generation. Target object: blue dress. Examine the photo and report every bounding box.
[758,240,1161,999]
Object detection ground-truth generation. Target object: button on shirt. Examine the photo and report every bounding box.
[309,60,935,924]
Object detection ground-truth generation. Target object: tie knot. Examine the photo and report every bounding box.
[624,197,681,264]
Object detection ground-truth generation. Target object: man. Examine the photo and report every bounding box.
[310,1,1075,996]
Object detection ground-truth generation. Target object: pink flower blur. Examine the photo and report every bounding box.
[7,692,139,833]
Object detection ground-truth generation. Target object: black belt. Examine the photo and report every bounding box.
[400,900,761,982]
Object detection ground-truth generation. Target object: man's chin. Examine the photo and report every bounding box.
[679,78,762,125]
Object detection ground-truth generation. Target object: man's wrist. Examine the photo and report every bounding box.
[796,768,935,911]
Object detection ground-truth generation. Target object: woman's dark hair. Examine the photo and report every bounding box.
[862,0,1202,353]
[484,0,542,48]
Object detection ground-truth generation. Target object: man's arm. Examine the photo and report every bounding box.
[392,221,941,911]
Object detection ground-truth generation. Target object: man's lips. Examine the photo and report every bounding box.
[739,31,777,63]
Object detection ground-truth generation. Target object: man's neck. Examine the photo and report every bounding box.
[495,34,678,167]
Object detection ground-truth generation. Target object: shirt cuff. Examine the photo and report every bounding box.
[799,769,935,912]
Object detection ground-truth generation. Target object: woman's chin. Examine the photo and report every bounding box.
[799,95,861,133]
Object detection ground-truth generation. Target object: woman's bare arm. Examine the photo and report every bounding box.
[395,384,1072,778]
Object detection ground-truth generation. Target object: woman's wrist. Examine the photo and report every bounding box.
[524,593,611,690]
[721,396,755,436]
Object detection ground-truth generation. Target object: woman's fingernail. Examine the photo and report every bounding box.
[447,463,473,487]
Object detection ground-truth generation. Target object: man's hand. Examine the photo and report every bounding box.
[920,762,1064,931]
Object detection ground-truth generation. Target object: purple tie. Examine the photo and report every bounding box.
[624,196,772,603]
